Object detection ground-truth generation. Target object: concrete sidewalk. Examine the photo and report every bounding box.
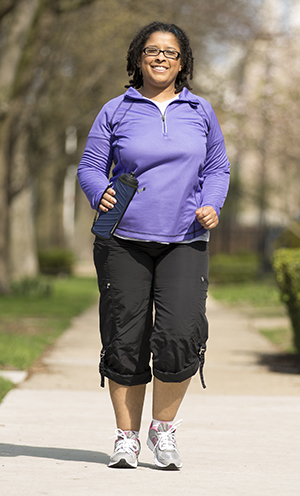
[1,297,300,495]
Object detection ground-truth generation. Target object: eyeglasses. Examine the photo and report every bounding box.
[142,47,181,60]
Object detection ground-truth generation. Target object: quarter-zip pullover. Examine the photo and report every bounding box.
[77,87,230,243]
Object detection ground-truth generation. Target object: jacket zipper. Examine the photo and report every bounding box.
[141,98,171,136]
[161,114,167,135]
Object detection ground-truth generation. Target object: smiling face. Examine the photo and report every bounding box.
[139,31,182,99]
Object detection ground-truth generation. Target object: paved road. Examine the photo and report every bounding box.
[1,297,300,495]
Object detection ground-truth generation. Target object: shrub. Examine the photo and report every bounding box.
[209,252,260,284]
[10,277,52,297]
[38,248,75,276]
[272,248,300,354]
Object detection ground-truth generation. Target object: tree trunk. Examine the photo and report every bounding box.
[0,124,10,293]
[8,124,39,280]
[0,0,41,292]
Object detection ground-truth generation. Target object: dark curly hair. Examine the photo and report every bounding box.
[125,21,194,94]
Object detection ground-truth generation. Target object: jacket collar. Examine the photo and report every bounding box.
[124,86,200,106]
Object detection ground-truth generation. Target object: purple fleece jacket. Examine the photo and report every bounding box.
[77,87,230,243]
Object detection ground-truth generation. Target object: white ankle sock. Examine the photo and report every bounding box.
[151,418,173,428]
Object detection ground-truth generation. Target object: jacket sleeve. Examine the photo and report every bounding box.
[77,104,114,211]
[200,104,230,218]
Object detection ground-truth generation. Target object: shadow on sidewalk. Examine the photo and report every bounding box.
[0,443,109,465]
[0,443,155,469]
[256,352,300,374]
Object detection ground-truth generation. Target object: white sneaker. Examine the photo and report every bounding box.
[147,420,183,469]
[108,429,141,468]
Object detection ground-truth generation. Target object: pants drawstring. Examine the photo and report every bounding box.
[99,349,106,388]
[199,346,207,389]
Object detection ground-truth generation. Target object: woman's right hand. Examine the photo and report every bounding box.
[99,187,117,212]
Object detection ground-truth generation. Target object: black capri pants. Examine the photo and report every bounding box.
[93,236,209,388]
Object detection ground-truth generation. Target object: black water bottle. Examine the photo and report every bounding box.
[91,172,139,239]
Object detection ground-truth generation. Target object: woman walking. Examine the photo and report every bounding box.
[77,21,230,470]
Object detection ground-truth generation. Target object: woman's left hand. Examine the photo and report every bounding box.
[195,206,218,230]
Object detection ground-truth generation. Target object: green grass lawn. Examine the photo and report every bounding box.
[0,376,16,399]
[0,276,98,402]
[259,328,295,354]
[209,278,296,353]
[209,278,282,311]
